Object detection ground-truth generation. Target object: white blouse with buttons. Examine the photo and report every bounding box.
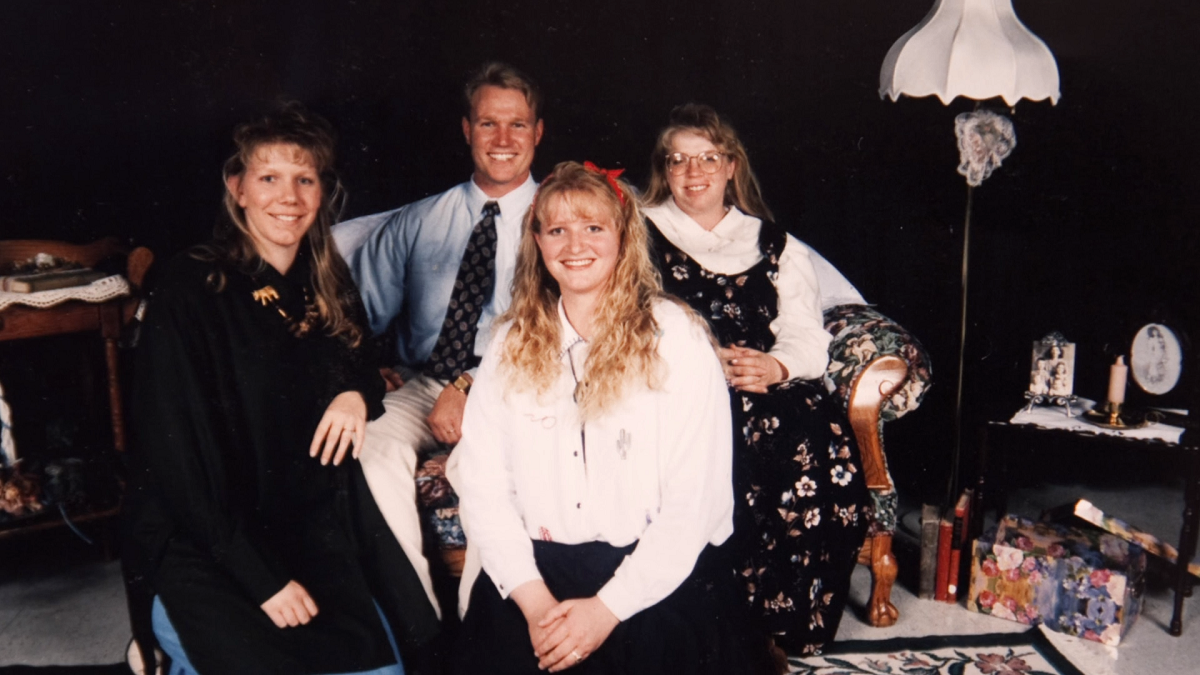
[449,299,734,622]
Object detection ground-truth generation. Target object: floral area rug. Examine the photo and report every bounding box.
[788,629,1086,675]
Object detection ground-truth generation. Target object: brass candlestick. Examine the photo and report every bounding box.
[1084,400,1153,430]
[1105,401,1125,428]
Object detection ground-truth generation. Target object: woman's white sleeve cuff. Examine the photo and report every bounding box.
[488,556,543,600]
[595,578,639,622]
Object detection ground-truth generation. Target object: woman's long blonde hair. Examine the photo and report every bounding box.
[501,161,665,419]
[196,102,364,346]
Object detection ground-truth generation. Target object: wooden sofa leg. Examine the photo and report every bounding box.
[866,533,899,627]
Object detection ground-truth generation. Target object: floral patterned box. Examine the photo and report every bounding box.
[966,514,1145,646]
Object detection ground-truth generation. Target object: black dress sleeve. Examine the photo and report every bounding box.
[312,293,386,422]
[131,264,289,605]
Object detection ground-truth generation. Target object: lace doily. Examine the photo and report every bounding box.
[955,109,1016,187]
[1010,397,1184,445]
[0,275,131,312]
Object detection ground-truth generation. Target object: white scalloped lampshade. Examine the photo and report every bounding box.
[879,0,1060,106]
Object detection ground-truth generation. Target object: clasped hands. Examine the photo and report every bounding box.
[513,581,618,672]
[718,345,789,393]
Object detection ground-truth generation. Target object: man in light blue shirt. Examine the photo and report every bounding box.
[336,63,543,617]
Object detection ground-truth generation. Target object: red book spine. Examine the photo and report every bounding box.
[945,489,973,602]
[946,548,962,601]
[958,489,973,549]
[934,514,953,602]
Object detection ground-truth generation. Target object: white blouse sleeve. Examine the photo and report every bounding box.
[450,328,543,599]
[769,234,832,381]
[595,305,735,620]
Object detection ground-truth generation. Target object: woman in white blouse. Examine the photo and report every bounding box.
[449,161,772,674]
[642,104,869,658]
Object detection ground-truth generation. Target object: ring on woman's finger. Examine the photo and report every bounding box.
[571,650,583,663]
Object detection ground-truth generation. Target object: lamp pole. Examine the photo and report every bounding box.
[879,0,1059,507]
[951,182,974,503]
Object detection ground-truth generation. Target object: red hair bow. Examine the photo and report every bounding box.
[584,161,627,206]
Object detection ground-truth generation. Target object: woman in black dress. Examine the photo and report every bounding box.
[641,104,869,657]
[125,104,437,674]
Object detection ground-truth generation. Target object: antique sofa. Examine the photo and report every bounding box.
[809,244,931,628]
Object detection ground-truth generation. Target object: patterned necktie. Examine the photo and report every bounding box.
[424,201,500,380]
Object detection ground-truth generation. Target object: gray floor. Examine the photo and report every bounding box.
[0,551,129,667]
[0,483,1197,673]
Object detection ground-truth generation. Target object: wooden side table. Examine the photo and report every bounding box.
[972,417,1199,636]
[0,238,152,537]
[1,237,157,674]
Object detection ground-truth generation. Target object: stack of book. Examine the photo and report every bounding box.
[918,487,974,602]
[0,268,107,293]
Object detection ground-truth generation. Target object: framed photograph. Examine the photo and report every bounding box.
[1029,333,1075,398]
[1130,323,1183,395]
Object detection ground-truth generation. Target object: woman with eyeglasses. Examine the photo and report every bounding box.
[449,161,773,675]
[642,104,869,660]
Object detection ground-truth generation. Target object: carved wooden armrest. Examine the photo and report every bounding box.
[848,354,907,628]
[847,354,907,492]
[823,304,931,423]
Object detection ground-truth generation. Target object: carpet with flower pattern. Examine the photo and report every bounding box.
[787,629,1085,675]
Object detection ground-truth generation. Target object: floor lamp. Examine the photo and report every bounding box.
[878,0,1060,502]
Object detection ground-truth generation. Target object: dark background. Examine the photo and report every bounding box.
[3,0,1198,506]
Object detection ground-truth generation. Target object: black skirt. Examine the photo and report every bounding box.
[452,540,774,675]
[150,465,432,675]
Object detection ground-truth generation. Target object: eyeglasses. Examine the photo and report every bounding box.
[664,151,727,175]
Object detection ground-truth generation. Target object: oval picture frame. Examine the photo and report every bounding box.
[1130,323,1182,395]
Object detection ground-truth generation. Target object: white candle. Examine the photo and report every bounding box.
[1107,355,1128,405]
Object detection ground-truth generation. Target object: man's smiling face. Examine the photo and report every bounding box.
[462,85,543,198]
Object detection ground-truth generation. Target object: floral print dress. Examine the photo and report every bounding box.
[648,218,869,655]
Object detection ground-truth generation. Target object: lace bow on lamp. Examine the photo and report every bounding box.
[954,109,1016,187]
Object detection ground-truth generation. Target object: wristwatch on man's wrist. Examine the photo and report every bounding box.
[451,373,473,395]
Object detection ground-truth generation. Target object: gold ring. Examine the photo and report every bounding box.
[571,650,583,662]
